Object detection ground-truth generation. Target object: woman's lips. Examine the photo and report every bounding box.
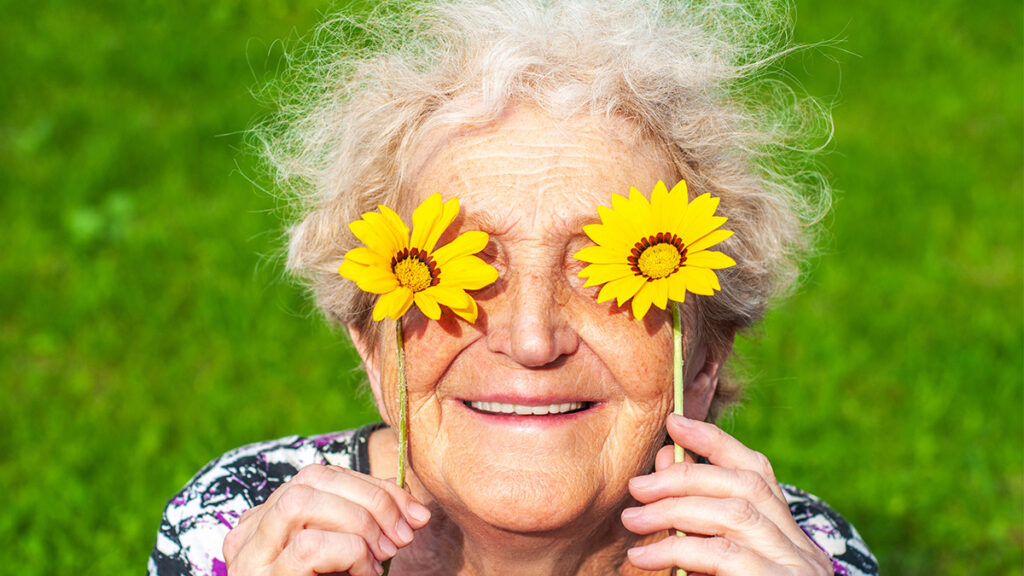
[464,400,590,416]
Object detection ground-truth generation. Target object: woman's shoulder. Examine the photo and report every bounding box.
[780,484,879,576]
[147,422,384,576]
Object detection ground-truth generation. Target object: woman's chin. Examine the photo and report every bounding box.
[443,465,602,533]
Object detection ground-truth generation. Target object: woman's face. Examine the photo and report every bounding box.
[362,104,718,535]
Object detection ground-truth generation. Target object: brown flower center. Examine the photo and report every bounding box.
[628,233,687,280]
[392,248,440,292]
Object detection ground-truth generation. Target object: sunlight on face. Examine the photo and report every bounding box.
[374,104,704,535]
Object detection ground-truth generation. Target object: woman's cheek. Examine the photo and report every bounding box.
[402,315,478,395]
[569,299,673,392]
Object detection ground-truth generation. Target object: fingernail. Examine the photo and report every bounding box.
[629,475,653,489]
[374,560,384,575]
[670,413,692,426]
[379,534,397,557]
[627,546,648,559]
[395,519,414,544]
[408,502,431,523]
[621,507,642,520]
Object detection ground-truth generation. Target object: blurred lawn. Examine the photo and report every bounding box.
[1,0,1020,574]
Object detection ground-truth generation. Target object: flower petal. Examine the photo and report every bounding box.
[581,223,634,253]
[411,194,460,253]
[687,229,733,254]
[363,210,408,254]
[649,180,670,232]
[597,274,645,306]
[574,245,627,265]
[631,281,656,319]
[378,203,409,243]
[350,218,399,256]
[667,271,689,303]
[449,297,478,323]
[426,285,478,323]
[433,230,488,267]
[414,290,442,320]
[602,193,647,242]
[579,263,633,288]
[373,287,413,321]
[666,180,690,227]
[677,193,727,246]
[625,186,655,238]
[685,250,736,269]
[439,256,499,290]
[679,266,720,295]
[650,276,669,310]
[343,246,389,267]
[339,260,398,294]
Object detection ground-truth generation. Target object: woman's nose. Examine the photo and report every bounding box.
[486,269,580,368]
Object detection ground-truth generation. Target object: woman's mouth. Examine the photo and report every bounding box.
[463,400,593,416]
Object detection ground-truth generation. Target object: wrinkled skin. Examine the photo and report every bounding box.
[222,105,833,576]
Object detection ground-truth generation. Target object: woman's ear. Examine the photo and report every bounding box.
[684,333,735,421]
[347,324,391,427]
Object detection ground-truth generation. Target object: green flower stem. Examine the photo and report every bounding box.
[383,320,409,576]
[396,318,408,490]
[671,302,687,576]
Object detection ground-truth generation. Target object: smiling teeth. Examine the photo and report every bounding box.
[468,401,585,415]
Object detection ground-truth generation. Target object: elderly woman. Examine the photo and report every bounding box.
[148,1,877,575]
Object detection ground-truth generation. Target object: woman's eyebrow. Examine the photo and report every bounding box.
[459,209,508,234]
[558,214,602,235]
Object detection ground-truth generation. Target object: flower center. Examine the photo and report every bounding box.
[391,248,440,292]
[629,233,687,280]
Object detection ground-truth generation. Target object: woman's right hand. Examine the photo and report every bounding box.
[222,464,432,576]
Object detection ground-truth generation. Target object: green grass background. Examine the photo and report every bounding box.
[1,0,1020,574]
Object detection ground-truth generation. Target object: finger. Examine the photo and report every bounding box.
[665,415,783,500]
[287,465,431,531]
[224,514,256,564]
[290,463,430,528]
[628,462,797,541]
[270,529,384,576]
[245,483,398,565]
[279,465,427,550]
[223,503,271,563]
[621,496,796,556]
[654,444,695,471]
[627,534,779,575]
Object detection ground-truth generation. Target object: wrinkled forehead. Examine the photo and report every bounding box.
[403,103,678,224]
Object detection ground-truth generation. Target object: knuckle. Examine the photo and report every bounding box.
[739,470,773,501]
[237,505,258,525]
[367,484,396,516]
[294,463,329,485]
[706,536,742,559]
[222,527,244,560]
[337,532,373,569]
[725,498,760,528]
[290,529,324,565]
[351,501,379,534]
[751,451,776,482]
[276,484,316,517]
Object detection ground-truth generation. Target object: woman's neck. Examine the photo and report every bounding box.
[368,427,669,576]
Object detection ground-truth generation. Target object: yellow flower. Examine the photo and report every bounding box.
[574,180,736,320]
[339,193,498,323]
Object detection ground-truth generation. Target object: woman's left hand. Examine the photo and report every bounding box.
[621,414,834,576]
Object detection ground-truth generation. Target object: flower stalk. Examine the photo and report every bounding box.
[672,302,687,576]
[396,319,408,490]
[383,319,409,576]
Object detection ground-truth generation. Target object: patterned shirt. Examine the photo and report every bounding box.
[147,422,878,576]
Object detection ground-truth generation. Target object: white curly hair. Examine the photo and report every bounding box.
[258,0,832,420]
